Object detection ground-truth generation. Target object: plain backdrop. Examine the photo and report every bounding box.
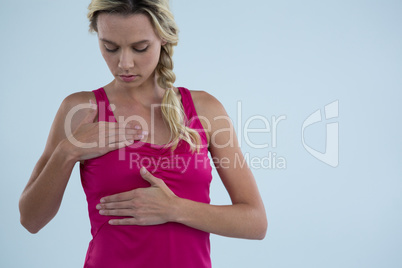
[1,0,401,267]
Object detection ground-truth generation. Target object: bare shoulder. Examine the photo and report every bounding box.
[61,91,96,111]
[188,89,227,119]
[62,90,99,130]
[188,89,231,148]
[41,91,96,157]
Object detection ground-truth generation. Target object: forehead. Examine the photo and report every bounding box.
[97,13,158,42]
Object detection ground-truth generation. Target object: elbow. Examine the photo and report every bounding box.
[19,199,37,233]
[20,215,42,234]
[250,207,268,240]
[19,199,45,234]
[19,208,55,234]
[236,203,268,240]
[253,216,268,240]
[259,219,268,240]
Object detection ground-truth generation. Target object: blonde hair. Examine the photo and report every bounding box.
[87,0,201,152]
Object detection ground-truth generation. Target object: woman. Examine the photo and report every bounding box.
[19,0,267,267]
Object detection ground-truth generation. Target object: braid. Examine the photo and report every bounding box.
[156,44,201,152]
[156,44,175,89]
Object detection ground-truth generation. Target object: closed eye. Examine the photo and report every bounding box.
[104,45,149,53]
[104,44,118,53]
[134,46,148,53]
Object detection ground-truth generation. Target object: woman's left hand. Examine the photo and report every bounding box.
[96,167,179,225]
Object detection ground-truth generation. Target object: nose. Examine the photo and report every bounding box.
[118,49,135,71]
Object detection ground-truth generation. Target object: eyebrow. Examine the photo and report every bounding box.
[99,38,150,46]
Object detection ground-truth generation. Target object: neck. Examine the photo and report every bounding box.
[108,73,166,106]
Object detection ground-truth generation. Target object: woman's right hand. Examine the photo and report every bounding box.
[65,100,148,161]
[20,95,147,233]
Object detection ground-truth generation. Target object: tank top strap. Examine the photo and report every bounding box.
[178,87,208,145]
[92,87,116,122]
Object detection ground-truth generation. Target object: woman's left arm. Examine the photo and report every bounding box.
[98,91,267,240]
[173,91,267,239]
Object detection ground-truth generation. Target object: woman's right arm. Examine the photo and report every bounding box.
[19,92,143,233]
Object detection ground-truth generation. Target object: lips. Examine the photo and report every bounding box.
[119,75,138,82]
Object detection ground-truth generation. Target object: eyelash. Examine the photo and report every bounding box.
[105,46,148,53]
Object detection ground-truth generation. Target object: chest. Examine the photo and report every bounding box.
[112,104,172,146]
[80,146,213,203]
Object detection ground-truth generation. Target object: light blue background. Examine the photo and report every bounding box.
[1,0,401,267]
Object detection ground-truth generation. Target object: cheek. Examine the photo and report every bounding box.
[143,47,161,69]
[102,52,117,68]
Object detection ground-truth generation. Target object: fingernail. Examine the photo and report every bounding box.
[142,131,148,135]
[140,167,147,175]
[134,125,141,129]
[96,204,101,209]
[99,210,105,215]
[100,198,105,203]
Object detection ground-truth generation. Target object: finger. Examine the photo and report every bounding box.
[109,218,142,225]
[97,199,136,210]
[118,129,148,136]
[99,140,135,154]
[101,122,138,132]
[105,134,143,146]
[115,122,143,131]
[140,167,161,186]
[112,133,147,141]
[99,208,134,217]
[100,129,146,148]
[100,190,136,203]
[104,127,148,139]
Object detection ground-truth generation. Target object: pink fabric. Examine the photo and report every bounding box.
[80,87,213,268]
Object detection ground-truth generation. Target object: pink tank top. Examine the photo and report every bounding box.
[80,87,213,268]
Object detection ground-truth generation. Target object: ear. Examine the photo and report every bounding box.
[161,39,167,46]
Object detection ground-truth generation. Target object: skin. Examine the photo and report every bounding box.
[19,13,267,239]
